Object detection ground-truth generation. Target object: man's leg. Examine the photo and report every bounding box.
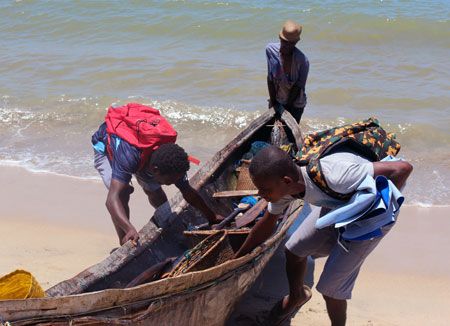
[281,249,310,312]
[316,224,395,325]
[278,205,336,316]
[323,295,347,326]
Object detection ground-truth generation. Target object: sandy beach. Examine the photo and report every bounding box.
[0,165,156,289]
[1,165,449,325]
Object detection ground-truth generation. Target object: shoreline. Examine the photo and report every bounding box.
[1,165,450,324]
[2,162,448,209]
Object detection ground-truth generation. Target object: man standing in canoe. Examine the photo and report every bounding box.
[92,103,222,246]
[235,143,412,325]
[266,20,309,123]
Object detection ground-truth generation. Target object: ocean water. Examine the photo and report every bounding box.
[0,0,449,206]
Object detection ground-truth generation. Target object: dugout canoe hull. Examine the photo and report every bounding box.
[0,109,304,325]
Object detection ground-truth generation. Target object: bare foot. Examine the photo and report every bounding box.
[268,285,312,325]
[281,285,312,315]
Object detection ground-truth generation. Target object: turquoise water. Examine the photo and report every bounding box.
[0,0,449,206]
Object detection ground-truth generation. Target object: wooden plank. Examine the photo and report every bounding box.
[235,199,268,228]
[213,190,259,198]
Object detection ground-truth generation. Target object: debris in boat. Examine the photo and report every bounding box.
[184,229,251,252]
[235,199,268,228]
[125,257,175,288]
[188,222,211,231]
[214,201,252,230]
[270,120,289,147]
[238,141,270,163]
[166,230,235,277]
[190,196,258,230]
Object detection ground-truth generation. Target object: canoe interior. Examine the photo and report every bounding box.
[83,115,298,293]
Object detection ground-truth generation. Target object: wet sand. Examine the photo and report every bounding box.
[1,166,449,325]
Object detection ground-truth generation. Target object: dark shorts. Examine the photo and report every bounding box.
[93,151,161,192]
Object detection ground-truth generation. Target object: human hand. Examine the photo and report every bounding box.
[122,226,140,247]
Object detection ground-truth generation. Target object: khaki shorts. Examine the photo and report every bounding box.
[286,203,394,300]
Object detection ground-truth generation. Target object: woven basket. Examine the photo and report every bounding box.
[0,270,45,300]
[167,230,234,277]
[236,161,257,191]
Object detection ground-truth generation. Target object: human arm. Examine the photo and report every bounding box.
[106,139,141,245]
[234,210,279,258]
[373,160,413,189]
[106,179,139,245]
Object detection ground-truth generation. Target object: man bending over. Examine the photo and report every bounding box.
[235,145,412,325]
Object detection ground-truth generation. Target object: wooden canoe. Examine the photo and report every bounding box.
[0,109,304,325]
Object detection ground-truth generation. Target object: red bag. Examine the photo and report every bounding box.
[105,103,177,170]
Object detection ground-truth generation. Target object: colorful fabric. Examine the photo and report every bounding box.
[295,117,401,201]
